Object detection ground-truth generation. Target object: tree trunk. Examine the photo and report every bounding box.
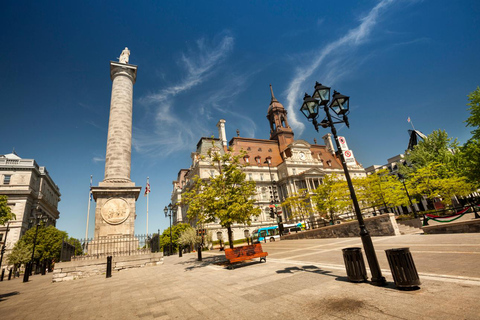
[227,226,234,249]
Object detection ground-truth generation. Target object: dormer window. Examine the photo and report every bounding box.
[244,155,250,163]
[255,156,261,164]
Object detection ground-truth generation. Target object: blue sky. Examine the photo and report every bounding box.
[2,0,479,239]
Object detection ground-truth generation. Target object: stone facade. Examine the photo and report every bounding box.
[171,87,367,241]
[0,152,61,262]
[422,219,480,234]
[91,57,141,239]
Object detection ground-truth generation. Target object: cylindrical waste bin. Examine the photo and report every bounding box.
[342,247,367,282]
[385,248,420,288]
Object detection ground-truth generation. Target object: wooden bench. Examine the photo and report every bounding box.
[224,243,268,269]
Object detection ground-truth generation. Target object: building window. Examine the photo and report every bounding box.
[255,156,261,164]
[260,173,264,181]
[292,169,296,175]
[244,156,250,163]
[3,175,11,185]
[249,173,253,181]
[258,148,262,151]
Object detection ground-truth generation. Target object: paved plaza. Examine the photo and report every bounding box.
[1,233,479,319]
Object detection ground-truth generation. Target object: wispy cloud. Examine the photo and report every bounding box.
[134,34,237,157]
[284,0,395,135]
[92,156,105,163]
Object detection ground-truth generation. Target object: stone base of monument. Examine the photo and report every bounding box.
[52,252,163,282]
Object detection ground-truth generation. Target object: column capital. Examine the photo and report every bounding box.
[110,61,138,84]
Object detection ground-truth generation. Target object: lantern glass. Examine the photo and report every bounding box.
[300,95,319,119]
[330,92,349,115]
[313,83,331,105]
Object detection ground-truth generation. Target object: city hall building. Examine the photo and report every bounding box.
[0,152,61,262]
[170,87,367,241]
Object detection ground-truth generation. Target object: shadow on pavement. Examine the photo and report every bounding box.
[0,291,20,302]
[276,265,350,282]
[177,255,227,271]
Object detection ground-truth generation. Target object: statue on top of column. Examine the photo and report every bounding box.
[119,47,130,64]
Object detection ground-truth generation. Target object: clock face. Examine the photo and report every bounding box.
[299,152,306,160]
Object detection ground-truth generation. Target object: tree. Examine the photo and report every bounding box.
[177,226,201,251]
[0,195,16,225]
[399,130,461,176]
[407,162,474,207]
[311,174,350,222]
[8,225,67,266]
[159,223,191,252]
[182,144,261,249]
[465,86,480,140]
[458,138,480,187]
[460,87,480,186]
[281,189,314,223]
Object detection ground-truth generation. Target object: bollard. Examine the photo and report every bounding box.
[342,247,367,282]
[179,246,183,258]
[23,263,30,283]
[8,268,12,280]
[422,214,429,226]
[197,244,202,261]
[106,256,112,278]
[385,248,420,289]
[1,269,4,281]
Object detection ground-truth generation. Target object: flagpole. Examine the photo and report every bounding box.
[85,175,92,240]
[146,177,149,236]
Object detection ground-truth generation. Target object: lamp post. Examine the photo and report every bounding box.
[299,82,386,286]
[23,211,48,283]
[264,158,283,235]
[163,204,175,255]
[397,173,418,218]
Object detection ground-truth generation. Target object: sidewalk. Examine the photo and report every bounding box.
[1,234,479,319]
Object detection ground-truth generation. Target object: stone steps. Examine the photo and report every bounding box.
[397,223,424,235]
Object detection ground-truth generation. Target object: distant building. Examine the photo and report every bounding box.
[0,152,61,260]
[171,87,367,241]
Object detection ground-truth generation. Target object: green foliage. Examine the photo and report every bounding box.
[159,223,192,252]
[177,227,201,248]
[407,162,474,205]
[0,195,16,225]
[8,225,67,265]
[400,130,460,176]
[458,139,480,187]
[182,143,261,248]
[311,174,350,221]
[465,86,480,140]
[281,189,314,221]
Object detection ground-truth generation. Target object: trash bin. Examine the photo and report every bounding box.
[342,247,367,282]
[385,248,420,288]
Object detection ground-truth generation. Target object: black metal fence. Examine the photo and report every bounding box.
[65,234,160,261]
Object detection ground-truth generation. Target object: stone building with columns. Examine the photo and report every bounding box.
[0,152,61,259]
[171,87,367,241]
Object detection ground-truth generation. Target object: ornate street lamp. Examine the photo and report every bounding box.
[264,158,283,235]
[23,210,48,283]
[164,204,176,255]
[299,82,386,286]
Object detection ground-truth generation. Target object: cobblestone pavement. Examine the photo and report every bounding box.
[1,233,479,319]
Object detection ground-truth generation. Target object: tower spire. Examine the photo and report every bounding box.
[270,84,278,102]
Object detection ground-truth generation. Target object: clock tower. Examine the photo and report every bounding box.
[267,85,294,152]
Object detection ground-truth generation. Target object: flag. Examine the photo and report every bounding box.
[144,182,150,196]
[407,117,411,123]
[89,175,93,201]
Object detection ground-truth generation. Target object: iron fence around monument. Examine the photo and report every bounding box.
[67,234,160,261]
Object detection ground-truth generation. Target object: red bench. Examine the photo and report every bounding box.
[224,243,268,269]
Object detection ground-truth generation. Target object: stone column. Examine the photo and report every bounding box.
[104,62,137,183]
[91,56,141,243]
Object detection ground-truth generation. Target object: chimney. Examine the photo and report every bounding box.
[216,119,227,148]
[322,133,335,154]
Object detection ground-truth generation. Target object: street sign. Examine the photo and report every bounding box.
[343,150,356,166]
[338,136,349,151]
